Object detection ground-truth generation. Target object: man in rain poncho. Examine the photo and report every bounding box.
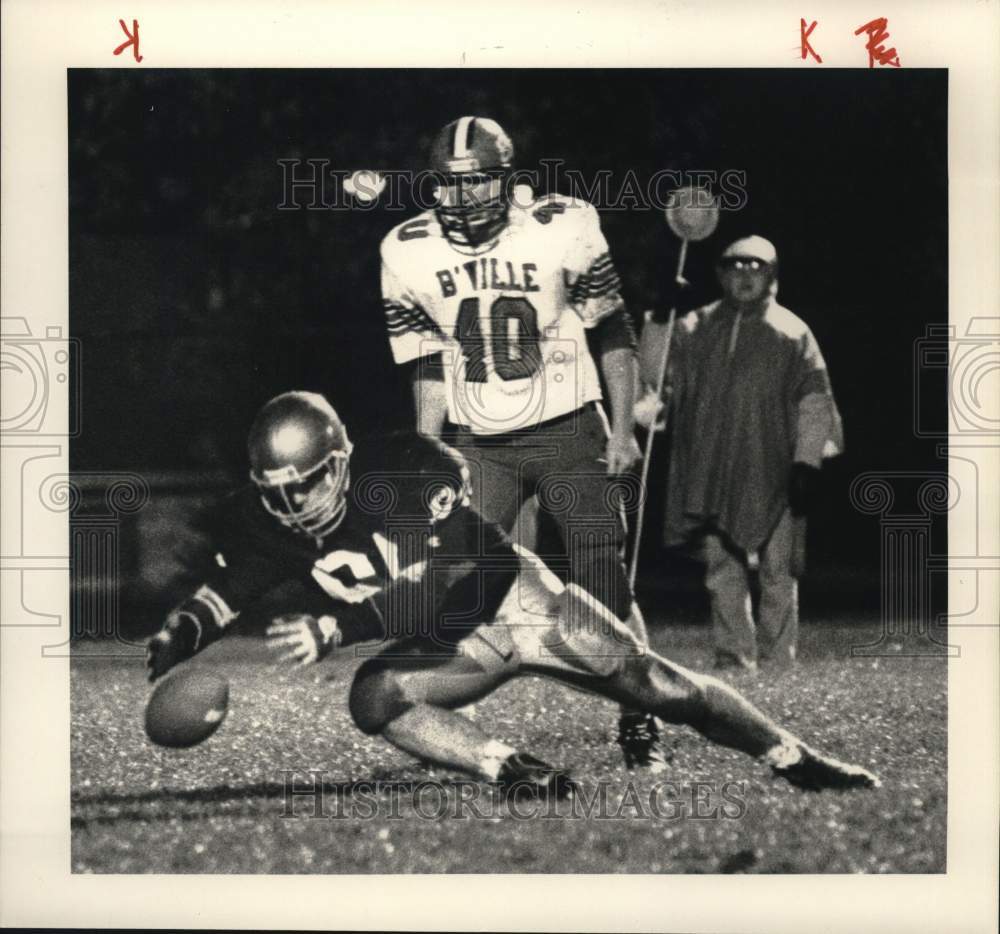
[637,235,843,669]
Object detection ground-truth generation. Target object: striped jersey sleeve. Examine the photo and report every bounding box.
[381,249,447,364]
[565,203,625,327]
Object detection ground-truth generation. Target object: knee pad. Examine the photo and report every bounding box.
[348,659,412,736]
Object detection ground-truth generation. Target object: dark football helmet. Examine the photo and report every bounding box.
[247,391,353,539]
[429,116,514,251]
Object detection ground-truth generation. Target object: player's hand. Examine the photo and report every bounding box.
[605,431,641,475]
[788,462,821,517]
[145,611,198,682]
[266,613,342,667]
[633,390,666,432]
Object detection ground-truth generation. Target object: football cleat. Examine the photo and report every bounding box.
[248,391,353,539]
[429,116,514,251]
[495,753,577,801]
[770,743,882,791]
[617,710,670,773]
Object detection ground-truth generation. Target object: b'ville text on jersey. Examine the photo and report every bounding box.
[436,259,541,297]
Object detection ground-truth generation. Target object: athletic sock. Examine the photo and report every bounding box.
[478,739,517,780]
[763,736,804,769]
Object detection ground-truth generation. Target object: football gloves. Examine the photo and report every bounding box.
[266,613,342,667]
[146,609,201,682]
[788,462,821,517]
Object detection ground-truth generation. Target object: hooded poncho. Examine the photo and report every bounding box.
[641,296,843,553]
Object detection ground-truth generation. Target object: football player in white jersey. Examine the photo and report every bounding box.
[380,116,663,769]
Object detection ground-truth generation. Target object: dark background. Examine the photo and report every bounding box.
[68,68,948,618]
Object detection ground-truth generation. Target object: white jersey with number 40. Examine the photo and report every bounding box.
[381,194,623,435]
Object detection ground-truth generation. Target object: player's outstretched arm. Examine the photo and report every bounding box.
[145,584,238,681]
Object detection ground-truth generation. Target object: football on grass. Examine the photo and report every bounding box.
[145,667,229,748]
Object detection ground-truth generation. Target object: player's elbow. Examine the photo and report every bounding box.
[593,309,638,355]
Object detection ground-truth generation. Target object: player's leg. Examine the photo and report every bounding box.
[606,647,877,787]
[436,436,529,723]
[455,432,527,534]
[533,407,635,621]
[536,490,663,769]
[349,636,509,772]
[533,478,654,654]
[348,632,574,796]
[348,658,577,795]
[757,510,798,665]
[702,532,757,669]
[515,582,879,790]
[462,409,642,639]
[532,405,663,768]
[534,409,652,647]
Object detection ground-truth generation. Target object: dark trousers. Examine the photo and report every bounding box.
[453,404,633,621]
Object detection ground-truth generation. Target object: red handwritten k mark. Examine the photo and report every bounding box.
[800,19,822,63]
[854,17,900,68]
[114,19,143,63]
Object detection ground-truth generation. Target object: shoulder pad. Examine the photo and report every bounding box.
[534,192,594,210]
[526,193,597,227]
[381,212,441,260]
[350,431,470,522]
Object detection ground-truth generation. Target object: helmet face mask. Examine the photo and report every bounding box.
[255,451,350,538]
[435,171,510,250]
[429,117,514,251]
[248,392,353,539]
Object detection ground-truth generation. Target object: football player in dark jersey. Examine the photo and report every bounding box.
[147,391,880,795]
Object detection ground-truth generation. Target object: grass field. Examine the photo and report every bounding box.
[71,621,946,874]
